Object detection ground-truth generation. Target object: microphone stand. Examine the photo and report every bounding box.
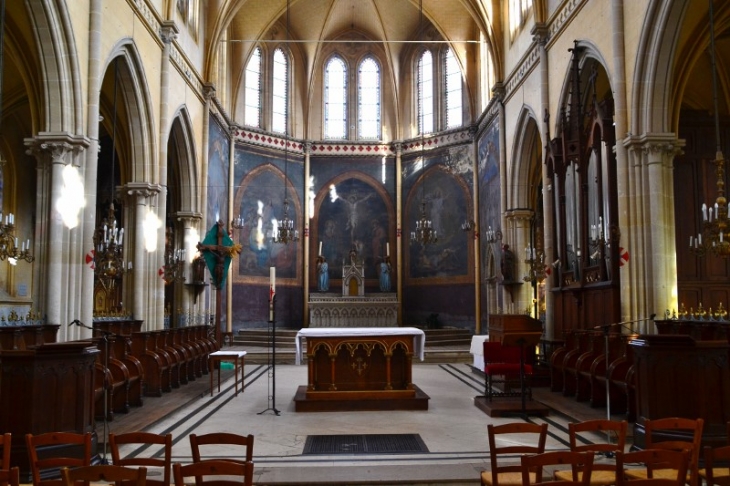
[71,319,114,464]
[595,314,655,451]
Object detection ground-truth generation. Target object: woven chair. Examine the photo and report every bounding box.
[173,460,253,486]
[189,432,254,464]
[521,450,595,485]
[554,419,628,485]
[60,465,146,486]
[624,418,703,486]
[25,432,92,486]
[616,448,689,485]
[109,432,172,486]
[480,422,548,486]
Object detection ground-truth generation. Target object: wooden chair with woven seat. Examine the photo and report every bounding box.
[173,460,253,486]
[0,433,11,469]
[60,465,147,486]
[616,448,690,485]
[521,450,595,485]
[25,432,93,486]
[481,422,548,486]
[624,417,703,486]
[554,419,628,485]
[189,433,254,464]
[699,421,730,486]
[109,432,172,486]
[0,467,19,486]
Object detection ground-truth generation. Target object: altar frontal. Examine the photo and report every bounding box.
[293,327,430,412]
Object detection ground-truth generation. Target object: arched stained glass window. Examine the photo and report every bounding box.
[444,48,462,129]
[244,48,262,128]
[358,57,380,140]
[272,48,289,134]
[418,50,434,135]
[325,56,347,139]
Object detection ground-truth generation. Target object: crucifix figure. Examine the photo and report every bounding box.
[196,221,242,346]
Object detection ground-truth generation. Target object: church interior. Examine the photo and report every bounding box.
[1,0,730,484]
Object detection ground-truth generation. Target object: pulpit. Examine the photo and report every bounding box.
[631,335,730,449]
[0,342,100,480]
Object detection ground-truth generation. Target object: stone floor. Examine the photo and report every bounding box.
[103,345,629,486]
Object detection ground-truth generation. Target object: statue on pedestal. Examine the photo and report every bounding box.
[501,244,515,282]
[378,256,392,292]
[317,256,329,292]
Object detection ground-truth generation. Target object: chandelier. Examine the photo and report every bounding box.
[272,198,299,244]
[690,0,729,258]
[93,58,127,289]
[0,212,34,264]
[411,201,438,245]
[93,202,127,290]
[272,1,298,246]
[161,226,185,285]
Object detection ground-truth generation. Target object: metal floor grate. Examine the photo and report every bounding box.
[302,434,429,455]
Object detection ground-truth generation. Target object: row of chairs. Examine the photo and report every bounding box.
[480,417,720,486]
[0,431,254,486]
[58,461,253,486]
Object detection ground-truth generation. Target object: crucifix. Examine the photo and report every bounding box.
[196,220,241,346]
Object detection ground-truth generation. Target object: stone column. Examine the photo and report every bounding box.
[201,85,215,316]
[25,134,89,340]
[625,134,683,333]
[303,141,312,325]
[394,142,403,325]
[506,208,534,314]
[468,125,482,333]
[126,183,162,328]
[176,212,202,316]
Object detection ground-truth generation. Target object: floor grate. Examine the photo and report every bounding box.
[302,434,429,455]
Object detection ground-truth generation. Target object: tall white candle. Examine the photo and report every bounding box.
[319,241,323,256]
[270,266,275,293]
[387,242,390,257]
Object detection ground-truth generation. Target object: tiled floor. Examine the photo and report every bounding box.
[105,346,628,485]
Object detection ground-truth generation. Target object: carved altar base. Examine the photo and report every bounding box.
[308,294,398,327]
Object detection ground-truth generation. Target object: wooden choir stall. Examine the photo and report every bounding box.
[292,327,429,412]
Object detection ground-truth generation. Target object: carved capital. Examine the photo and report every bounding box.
[159,21,179,44]
[203,83,216,101]
[24,133,89,167]
[303,141,313,154]
[506,208,535,223]
[531,22,550,45]
[492,82,506,102]
[175,211,203,225]
[392,142,403,155]
[125,182,162,201]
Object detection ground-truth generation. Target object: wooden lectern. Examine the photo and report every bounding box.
[474,314,548,417]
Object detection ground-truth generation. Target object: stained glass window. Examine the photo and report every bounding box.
[325,56,347,139]
[358,57,380,140]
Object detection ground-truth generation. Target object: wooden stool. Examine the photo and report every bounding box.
[208,350,247,396]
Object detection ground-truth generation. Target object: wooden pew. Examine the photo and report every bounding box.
[153,330,182,389]
[586,332,626,408]
[572,331,604,401]
[131,332,171,396]
[561,330,592,396]
[549,330,575,392]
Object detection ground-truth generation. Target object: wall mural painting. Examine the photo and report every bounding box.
[314,177,391,280]
[406,166,470,280]
[207,117,230,226]
[478,119,502,315]
[233,148,303,282]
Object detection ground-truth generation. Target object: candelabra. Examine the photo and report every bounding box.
[411,201,438,245]
[272,199,299,244]
[162,227,186,285]
[0,212,34,264]
[231,215,245,229]
[485,226,502,243]
[523,246,547,284]
[93,202,128,291]
[461,219,475,233]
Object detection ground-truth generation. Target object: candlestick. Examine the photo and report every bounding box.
[319,241,322,256]
[270,266,276,294]
[386,242,390,257]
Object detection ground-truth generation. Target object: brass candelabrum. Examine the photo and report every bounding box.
[162,227,186,285]
[0,213,34,264]
[93,203,128,291]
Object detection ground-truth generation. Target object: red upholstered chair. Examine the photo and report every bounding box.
[483,341,533,401]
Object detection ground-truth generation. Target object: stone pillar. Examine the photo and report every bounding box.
[303,141,312,325]
[126,183,162,328]
[505,208,534,314]
[25,134,89,340]
[394,142,403,325]
[468,125,482,333]
[175,212,202,317]
[625,134,683,333]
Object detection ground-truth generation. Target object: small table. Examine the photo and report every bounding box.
[209,350,247,396]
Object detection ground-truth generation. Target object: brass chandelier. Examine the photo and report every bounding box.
[690,0,729,258]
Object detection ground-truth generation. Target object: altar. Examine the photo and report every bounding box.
[308,294,398,327]
[292,327,429,411]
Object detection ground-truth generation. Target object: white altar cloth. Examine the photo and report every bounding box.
[295,327,426,365]
[470,335,490,370]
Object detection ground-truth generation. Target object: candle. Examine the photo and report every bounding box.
[387,242,390,257]
[319,241,323,256]
[270,266,276,293]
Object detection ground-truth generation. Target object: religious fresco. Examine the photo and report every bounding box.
[207,117,230,225]
[312,176,393,280]
[404,160,470,280]
[232,147,303,281]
